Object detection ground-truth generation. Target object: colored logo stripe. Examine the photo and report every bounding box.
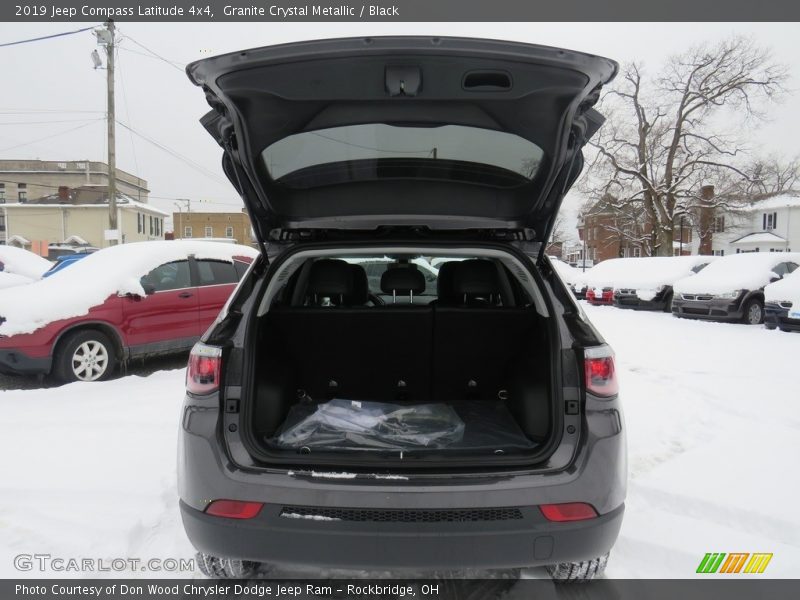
[744,553,773,574]
[696,552,773,574]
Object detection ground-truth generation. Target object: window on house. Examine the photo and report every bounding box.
[137,213,142,234]
[713,249,725,256]
[225,226,234,238]
[18,184,27,203]
[0,183,5,203]
[632,247,641,257]
[205,226,213,237]
[0,215,5,231]
[184,226,192,238]
[763,212,777,230]
[712,216,725,233]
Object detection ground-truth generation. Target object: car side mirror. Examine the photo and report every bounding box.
[141,281,156,295]
[769,275,780,283]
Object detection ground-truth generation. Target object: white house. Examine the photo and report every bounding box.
[712,195,800,256]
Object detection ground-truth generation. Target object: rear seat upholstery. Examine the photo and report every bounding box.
[262,258,538,408]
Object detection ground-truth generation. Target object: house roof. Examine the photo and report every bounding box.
[744,194,800,211]
[731,231,787,245]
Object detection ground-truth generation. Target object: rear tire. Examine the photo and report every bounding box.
[196,552,258,578]
[53,329,117,383]
[547,552,609,582]
[742,298,764,325]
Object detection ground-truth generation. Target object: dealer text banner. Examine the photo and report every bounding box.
[4,0,800,22]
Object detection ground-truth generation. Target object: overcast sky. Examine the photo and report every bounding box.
[2,22,800,234]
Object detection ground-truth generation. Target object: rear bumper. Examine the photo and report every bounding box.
[765,304,800,332]
[0,349,51,376]
[180,500,624,569]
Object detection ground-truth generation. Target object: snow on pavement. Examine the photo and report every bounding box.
[0,305,798,578]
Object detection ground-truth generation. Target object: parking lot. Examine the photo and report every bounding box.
[0,303,797,579]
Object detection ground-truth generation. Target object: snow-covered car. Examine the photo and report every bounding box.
[549,257,583,288]
[42,252,92,278]
[611,255,715,312]
[178,37,625,581]
[578,259,628,305]
[672,252,800,324]
[0,246,52,289]
[764,268,800,332]
[0,240,258,381]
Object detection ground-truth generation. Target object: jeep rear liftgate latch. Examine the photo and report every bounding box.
[386,66,421,96]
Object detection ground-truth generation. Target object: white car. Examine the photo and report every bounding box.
[0,246,52,289]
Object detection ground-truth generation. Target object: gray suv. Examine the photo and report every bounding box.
[178,37,626,581]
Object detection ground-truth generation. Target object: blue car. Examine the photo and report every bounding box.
[42,253,93,278]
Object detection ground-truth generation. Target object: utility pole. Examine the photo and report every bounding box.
[95,20,117,245]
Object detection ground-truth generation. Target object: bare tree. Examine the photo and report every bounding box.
[584,37,787,256]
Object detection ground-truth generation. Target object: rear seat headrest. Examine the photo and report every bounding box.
[436,261,460,304]
[380,267,426,296]
[453,259,500,297]
[307,259,353,297]
[340,264,369,305]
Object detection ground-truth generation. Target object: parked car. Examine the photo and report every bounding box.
[0,246,52,289]
[579,259,631,306]
[612,256,715,312]
[672,252,800,324]
[0,241,257,381]
[42,253,92,278]
[179,37,625,581]
[764,268,800,332]
[47,243,99,260]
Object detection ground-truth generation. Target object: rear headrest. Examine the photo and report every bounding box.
[436,261,461,304]
[307,259,352,297]
[341,264,369,305]
[453,259,500,297]
[380,266,426,295]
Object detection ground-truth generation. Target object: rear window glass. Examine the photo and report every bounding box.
[262,124,544,183]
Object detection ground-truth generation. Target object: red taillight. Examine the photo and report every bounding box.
[186,343,222,395]
[205,500,263,519]
[584,345,619,397]
[540,502,598,522]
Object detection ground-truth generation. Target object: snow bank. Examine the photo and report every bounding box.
[673,252,800,295]
[580,256,714,292]
[765,268,800,305]
[0,246,51,279]
[0,241,259,336]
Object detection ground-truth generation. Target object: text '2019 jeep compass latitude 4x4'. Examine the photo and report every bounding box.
[178,37,626,581]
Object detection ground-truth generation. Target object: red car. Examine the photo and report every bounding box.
[0,241,257,382]
[586,286,614,305]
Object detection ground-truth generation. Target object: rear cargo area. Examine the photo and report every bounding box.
[249,299,553,461]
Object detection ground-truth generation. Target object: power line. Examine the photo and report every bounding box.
[115,119,228,185]
[0,118,106,125]
[116,31,185,73]
[0,26,95,48]
[0,109,105,115]
[116,47,141,201]
[0,119,103,152]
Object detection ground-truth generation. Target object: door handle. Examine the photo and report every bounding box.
[178,292,194,299]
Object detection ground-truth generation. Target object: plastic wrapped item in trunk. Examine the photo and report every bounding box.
[270,399,466,451]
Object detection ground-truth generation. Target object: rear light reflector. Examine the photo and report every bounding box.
[205,500,263,519]
[584,345,619,397]
[540,502,598,522]
[186,343,222,395]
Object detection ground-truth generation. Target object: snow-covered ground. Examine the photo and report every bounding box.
[0,304,797,579]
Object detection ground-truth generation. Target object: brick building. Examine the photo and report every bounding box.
[171,209,254,246]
